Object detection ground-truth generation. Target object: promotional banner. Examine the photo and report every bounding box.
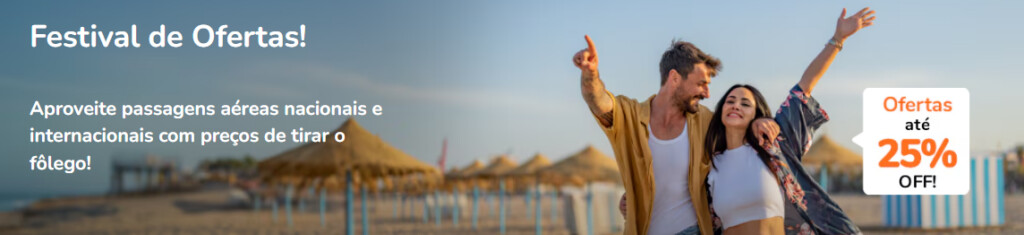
[2,1,1020,234]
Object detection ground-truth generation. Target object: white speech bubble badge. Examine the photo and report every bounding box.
[855,88,969,195]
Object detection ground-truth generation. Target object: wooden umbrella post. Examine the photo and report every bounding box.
[586,182,593,235]
[253,191,260,214]
[525,185,532,218]
[297,187,304,214]
[320,185,326,228]
[345,171,354,235]
[361,183,369,235]
[607,190,616,232]
[453,187,460,227]
[500,180,507,235]
[472,185,479,230]
[820,164,830,193]
[434,190,441,227]
[422,193,429,223]
[393,191,399,219]
[301,185,311,213]
[272,190,279,223]
[286,183,293,228]
[401,192,407,218]
[551,189,558,222]
[487,190,494,217]
[535,181,542,235]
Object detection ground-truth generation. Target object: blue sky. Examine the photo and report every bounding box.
[2,1,1023,195]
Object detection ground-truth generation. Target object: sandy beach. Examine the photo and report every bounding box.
[5,187,574,235]
[3,189,1020,234]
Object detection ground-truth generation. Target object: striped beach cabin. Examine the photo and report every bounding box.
[882,157,1005,228]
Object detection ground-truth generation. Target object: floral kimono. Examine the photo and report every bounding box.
[706,85,861,235]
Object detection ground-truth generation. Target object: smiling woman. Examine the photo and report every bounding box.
[701,7,876,234]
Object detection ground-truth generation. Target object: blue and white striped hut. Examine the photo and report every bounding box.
[882,157,1005,228]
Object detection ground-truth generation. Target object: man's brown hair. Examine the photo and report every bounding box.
[659,40,721,86]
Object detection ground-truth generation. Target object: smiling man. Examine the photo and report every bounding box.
[573,35,779,235]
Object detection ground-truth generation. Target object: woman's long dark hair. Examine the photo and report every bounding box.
[704,84,774,170]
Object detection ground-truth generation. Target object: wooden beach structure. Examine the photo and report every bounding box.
[501,153,552,234]
[536,145,620,235]
[466,155,518,234]
[257,118,439,235]
[803,135,863,191]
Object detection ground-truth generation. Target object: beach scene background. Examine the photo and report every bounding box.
[2,1,1024,234]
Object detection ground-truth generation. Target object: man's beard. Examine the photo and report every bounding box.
[672,90,700,114]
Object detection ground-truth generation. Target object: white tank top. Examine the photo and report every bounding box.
[646,124,697,234]
[707,144,785,230]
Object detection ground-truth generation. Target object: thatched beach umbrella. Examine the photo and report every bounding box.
[504,153,552,181]
[256,143,309,179]
[256,118,439,235]
[468,155,518,234]
[386,173,443,221]
[502,153,552,233]
[803,135,863,173]
[259,118,438,179]
[538,145,619,186]
[439,167,460,190]
[469,155,519,180]
[442,160,486,229]
[444,160,485,188]
[437,159,487,228]
[537,145,620,235]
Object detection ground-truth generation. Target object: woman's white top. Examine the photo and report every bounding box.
[707,144,785,230]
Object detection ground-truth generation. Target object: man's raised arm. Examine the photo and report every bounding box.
[573,35,614,127]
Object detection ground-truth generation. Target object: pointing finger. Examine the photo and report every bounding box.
[585,35,597,55]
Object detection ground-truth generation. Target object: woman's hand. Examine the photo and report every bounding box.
[834,7,876,42]
[800,7,876,95]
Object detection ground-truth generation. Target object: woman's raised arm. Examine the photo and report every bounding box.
[798,7,876,95]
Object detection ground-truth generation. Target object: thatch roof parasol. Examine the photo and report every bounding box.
[392,173,443,195]
[802,135,863,173]
[257,118,439,182]
[502,153,552,191]
[468,155,519,179]
[445,159,485,180]
[503,153,552,178]
[537,145,620,186]
[440,159,486,191]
